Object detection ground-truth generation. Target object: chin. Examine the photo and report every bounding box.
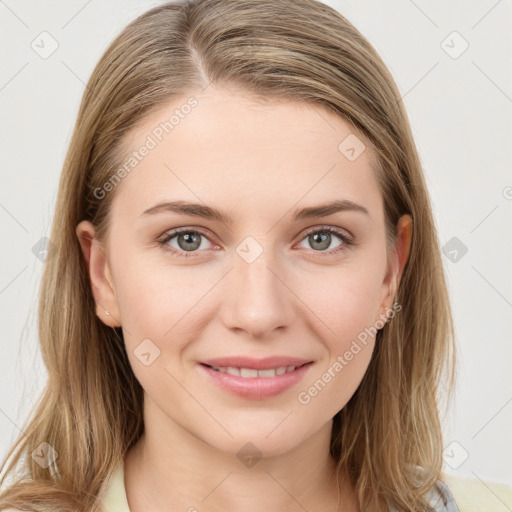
[202,427,307,461]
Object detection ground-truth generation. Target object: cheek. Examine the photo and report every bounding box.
[294,267,383,420]
[112,253,217,347]
[292,257,385,403]
[297,261,386,346]
[112,258,209,392]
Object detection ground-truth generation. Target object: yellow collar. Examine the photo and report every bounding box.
[100,461,130,512]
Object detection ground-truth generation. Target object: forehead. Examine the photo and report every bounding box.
[110,85,383,223]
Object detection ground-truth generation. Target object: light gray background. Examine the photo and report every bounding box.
[1,0,511,493]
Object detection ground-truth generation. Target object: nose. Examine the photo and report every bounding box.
[219,239,296,340]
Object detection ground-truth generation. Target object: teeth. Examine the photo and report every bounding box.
[210,365,298,378]
[258,368,277,378]
[240,368,258,378]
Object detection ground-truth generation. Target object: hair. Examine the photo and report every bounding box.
[0,0,456,510]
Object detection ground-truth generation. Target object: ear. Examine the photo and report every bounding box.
[76,220,121,328]
[377,214,413,321]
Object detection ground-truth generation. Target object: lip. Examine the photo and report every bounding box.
[198,357,314,400]
[200,356,312,370]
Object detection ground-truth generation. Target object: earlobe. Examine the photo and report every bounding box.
[76,220,121,328]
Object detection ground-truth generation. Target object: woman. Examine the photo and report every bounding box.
[1,0,505,510]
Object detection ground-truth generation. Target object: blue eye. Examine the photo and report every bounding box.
[157,225,354,259]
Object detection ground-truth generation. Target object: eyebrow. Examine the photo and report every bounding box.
[139,199,369,224]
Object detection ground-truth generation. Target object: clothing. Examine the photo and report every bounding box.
[423,479,460,511]
[98,461,512,511]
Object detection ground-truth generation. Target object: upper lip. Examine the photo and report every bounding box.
[200,356,313,370]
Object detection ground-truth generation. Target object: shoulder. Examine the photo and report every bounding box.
[439,473,512,512]
[408,465,512,512]
[423,478,459,511]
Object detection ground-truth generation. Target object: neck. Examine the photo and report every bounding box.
[124,399,357,511]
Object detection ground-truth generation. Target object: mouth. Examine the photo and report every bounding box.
[197,360,314,400]
[200,361,312,378]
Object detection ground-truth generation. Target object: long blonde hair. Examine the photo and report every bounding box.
[0,1,455,510]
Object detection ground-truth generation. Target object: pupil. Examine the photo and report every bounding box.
[179,232,200,251]
[311,231,330,250]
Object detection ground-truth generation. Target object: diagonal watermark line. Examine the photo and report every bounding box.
[0,202,29,232]
[163,367,234,437]
[61,60,87,86]
[0,62,29,92]
[0,408,28,438]
[163,267,234,337]
[164,163,233,234]
[312,104,336,132]
[266,164,337,234]
[470,204,499,233]
[265,409,294,437]
[470,470,512,511]
[0,265,28,295]
[200,471,234,502]
[265,266,336,335]
[398,62,439,102]
[61,60,100,101]
[0,0,29,28]
[471,397,512,439]
[472,61,512,104]
[61,0,93,29]
[471,0,504,30]
[407,0,439,28]
[471,266,512,308]
[265,471,311,512]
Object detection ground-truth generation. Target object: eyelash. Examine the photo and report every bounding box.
[156,225,354,259]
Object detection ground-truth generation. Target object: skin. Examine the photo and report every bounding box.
[77,84,412,512]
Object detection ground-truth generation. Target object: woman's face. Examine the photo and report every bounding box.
[78,85,410,457]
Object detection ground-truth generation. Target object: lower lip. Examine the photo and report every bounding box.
[198,362,313,400]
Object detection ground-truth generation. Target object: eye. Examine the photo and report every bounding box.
[157,225,354,259]
[296,226,353,256]
[157,228,217,258]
